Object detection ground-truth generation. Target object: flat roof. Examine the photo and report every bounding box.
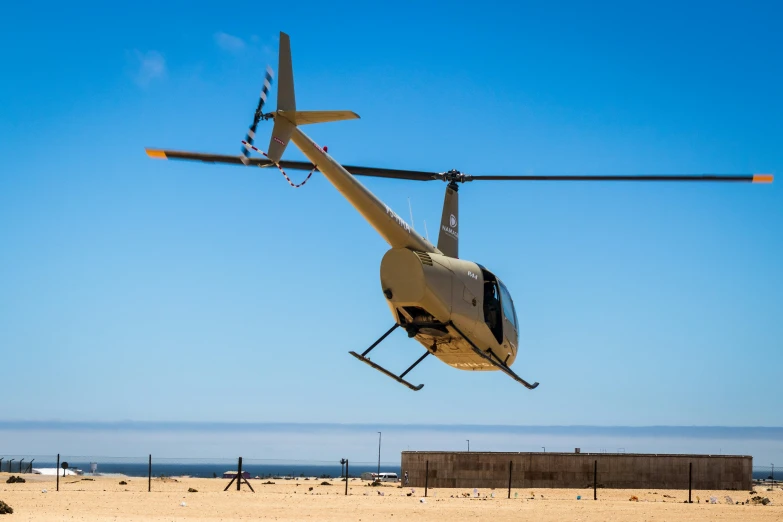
[401,451,751,458]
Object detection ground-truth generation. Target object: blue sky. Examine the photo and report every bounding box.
[1,0,781,439]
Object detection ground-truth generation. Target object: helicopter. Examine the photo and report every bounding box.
[146,32,773,392]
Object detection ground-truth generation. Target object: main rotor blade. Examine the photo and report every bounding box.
[146,150,773,184]
[468,174,773,183]
[146,149,440,181]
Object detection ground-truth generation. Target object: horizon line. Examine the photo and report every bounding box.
[2,420,782,432]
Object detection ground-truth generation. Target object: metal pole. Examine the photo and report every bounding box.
[19,459,24,473]
[688,462,692,503]
[508,461,513,499]
[56,454,60,492]
[377,432,381,477]
[148,455,152,492]
[593,460,597,500]
[425,460,429,497]
[237,457,243,491]
[467,440,470,452]
[345,460,349,496]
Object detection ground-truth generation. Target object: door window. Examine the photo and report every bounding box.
[498,280,518,330]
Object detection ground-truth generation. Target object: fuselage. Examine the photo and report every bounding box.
[380,248,519,370]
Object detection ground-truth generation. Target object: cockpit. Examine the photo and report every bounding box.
[478,266,519,345]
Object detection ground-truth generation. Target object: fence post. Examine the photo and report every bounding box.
[56,454,60,492]
[593,460,597,500]
[508,461,513,499]
[237,457,243,491]
[148,455,152,492]
[425,460,429,497]
[688,462,692,503]
[345,460,349,496]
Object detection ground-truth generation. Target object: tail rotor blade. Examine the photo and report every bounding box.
[241,66,274,164]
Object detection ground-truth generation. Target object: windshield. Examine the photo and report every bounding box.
[498,280,518,330]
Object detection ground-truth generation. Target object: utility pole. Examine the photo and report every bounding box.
[467,440,470,452]
[377,432,382,477]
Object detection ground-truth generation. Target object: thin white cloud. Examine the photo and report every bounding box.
[214,32,246,52]
[131,50,166,87]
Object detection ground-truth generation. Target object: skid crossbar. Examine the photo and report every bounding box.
[448,322,539,390]
[349,323,428,391]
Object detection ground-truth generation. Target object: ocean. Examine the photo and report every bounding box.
[6,460,393,479]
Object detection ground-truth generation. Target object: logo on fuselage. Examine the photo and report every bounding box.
[441,214,458,240]
[467,270,478,280]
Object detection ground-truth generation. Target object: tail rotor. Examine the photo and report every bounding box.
[241,66,274,165]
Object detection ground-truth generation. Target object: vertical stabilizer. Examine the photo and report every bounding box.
[266,31,296,163]
[437,183,459,258]
[276,32,296,112]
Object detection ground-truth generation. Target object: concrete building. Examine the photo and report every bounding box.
[401,451,751,490]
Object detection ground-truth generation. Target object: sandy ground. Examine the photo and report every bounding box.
[0,472,781,521]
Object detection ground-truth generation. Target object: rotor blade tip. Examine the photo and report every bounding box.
[752,174,774,183]
[146,149,168,159]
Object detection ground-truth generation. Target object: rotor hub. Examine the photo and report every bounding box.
[441,169,472,184]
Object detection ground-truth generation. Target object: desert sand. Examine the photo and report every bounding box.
[0,472,780,521]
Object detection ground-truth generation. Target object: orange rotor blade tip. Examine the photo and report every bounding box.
[146,149,168,159]
[752,174,773,183]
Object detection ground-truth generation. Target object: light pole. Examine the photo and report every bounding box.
[377,432,382,477]
[466,440,470,452]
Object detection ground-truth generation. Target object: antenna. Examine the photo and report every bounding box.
[423,220,430,241]
[407,197,415,230]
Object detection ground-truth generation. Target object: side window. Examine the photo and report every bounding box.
[498,282,518,330]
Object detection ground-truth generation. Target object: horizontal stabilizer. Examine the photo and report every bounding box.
[280,110,360,125]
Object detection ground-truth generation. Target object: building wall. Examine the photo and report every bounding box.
[400,452,752,490]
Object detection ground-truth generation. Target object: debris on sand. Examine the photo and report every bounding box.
[750,496,771,506]
[188,488,198,493]
[5,476,24,484]
[629,495,639,502]
[263,481,275,485]
[0,500,13,514]
[119,481,127,485]
[320,481,332,486]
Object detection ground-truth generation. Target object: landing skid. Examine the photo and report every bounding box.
[448,322,540,390]
[349,324,429,391]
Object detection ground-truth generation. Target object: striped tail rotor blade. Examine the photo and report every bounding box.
[241,66,274,163]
